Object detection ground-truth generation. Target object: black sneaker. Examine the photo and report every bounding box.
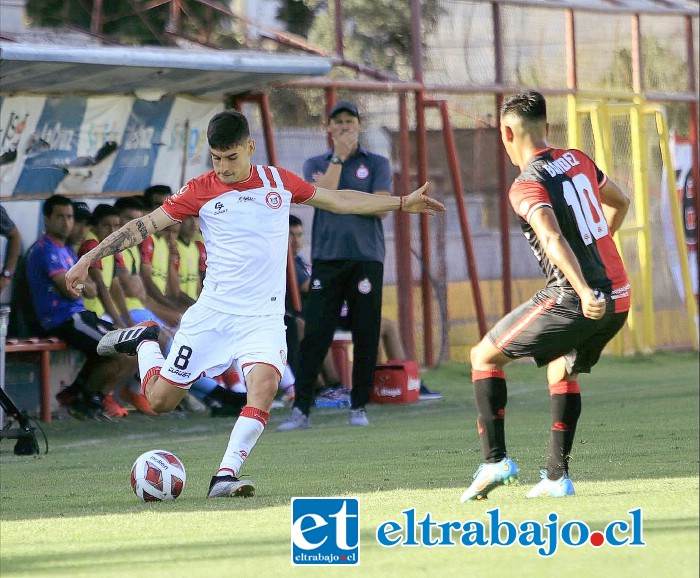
[97,321,160,356]
[419,381,443,401]
[206,475,255,498]
[63,390,106,420]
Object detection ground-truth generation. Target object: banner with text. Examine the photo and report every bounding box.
[0,95,221,197]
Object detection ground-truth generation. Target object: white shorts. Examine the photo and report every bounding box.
[160,302,287,388]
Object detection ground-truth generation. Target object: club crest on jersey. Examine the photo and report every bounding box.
[214,201,228,215]
[311,279,322,290]
[358,278,372,294]
[355,165,369,180]
[266,192,282,209]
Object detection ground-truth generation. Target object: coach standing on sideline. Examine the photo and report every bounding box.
[279,101,392,430]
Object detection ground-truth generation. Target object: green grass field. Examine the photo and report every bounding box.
[1,352,698,577]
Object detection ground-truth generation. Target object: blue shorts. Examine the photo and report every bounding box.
[125,308,168,327]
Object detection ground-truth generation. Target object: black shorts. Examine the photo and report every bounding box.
[488,287,628,374]
[52,310,115,357]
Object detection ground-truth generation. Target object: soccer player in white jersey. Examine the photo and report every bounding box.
[65,110,445,498]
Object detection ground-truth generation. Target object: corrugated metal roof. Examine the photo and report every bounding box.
[0,43,333,99]
[492,0,699,14]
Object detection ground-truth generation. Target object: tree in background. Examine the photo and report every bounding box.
[277,0,319,38]
[307,0,442,79]
[25,0,243,48]
[607,36,690,134]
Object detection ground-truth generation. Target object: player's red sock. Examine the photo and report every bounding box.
[471,369,507,463]
[546,380,581,480]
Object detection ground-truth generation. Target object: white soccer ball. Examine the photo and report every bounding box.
[130,450,186,502]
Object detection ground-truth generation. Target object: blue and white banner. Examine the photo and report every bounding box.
[0,95,222,197]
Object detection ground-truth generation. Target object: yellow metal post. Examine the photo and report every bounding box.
[629,97,655,351]
[567,94,581,150]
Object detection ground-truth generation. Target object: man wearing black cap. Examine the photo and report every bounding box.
[279,101,392,430]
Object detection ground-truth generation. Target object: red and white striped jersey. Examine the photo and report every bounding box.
[161,165,316,315]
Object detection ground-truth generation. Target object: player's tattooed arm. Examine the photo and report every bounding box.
[83,208,176,266]
[136,219,149,240]
[147,214,160,232]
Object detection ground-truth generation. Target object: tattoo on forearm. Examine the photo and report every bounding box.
[148,215,159,231]
[136,219,148,240]
[90,228,138,263]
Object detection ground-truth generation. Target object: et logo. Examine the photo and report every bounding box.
[291,497,360,566]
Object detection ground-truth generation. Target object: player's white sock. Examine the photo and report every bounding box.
[216,406,269,477]
[137,340,165,393]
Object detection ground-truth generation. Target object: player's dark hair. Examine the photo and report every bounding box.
[113,196,146,213]
[143,185,172,207]
[289,214,302,228]
[500,91,547,122]
[42,194,73,217]
[91,204,119,225]
[207,110,250,151]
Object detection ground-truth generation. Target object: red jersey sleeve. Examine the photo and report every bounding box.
[161,182,200,222]
[196,240,207,273]
[509,181,552,223]
[79,238,102,270]
[277,167,316,203]
[114,252,126,272]
[140,237,154,265]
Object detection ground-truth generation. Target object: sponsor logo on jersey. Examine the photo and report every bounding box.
[355,165,369,179]
[167,367,192,378]
[358,278,372,294]
[266,191,282,209]
[214,201,228,215]
[280,349,287,364]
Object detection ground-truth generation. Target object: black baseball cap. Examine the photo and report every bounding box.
[72,201,92,223]
[329,101,360,120]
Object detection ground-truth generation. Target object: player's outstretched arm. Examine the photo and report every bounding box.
[308,182,445,216]
[65,208,176,294]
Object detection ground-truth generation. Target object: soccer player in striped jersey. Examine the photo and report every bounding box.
[461,91,631,502]
[65,109,444,498]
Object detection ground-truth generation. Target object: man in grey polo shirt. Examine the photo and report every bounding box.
[279,100,391,429]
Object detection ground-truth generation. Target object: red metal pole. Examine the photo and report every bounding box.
[493,2,511,315]
[687,15,700,303]
[415,93,433,366]
[325,87,337,149]
[496,94,512,315]
[258,93,278,166]
[428,99,488,336]
[91,0,103,34]
[565,9,577,90]
[334,0,345,60]
[396,94,416,360]
[411,0,434,366]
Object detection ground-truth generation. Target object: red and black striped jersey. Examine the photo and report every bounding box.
[509,147,630,313]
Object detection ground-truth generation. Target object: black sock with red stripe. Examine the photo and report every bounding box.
[546,380,582,480]
[471,369,508,463]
